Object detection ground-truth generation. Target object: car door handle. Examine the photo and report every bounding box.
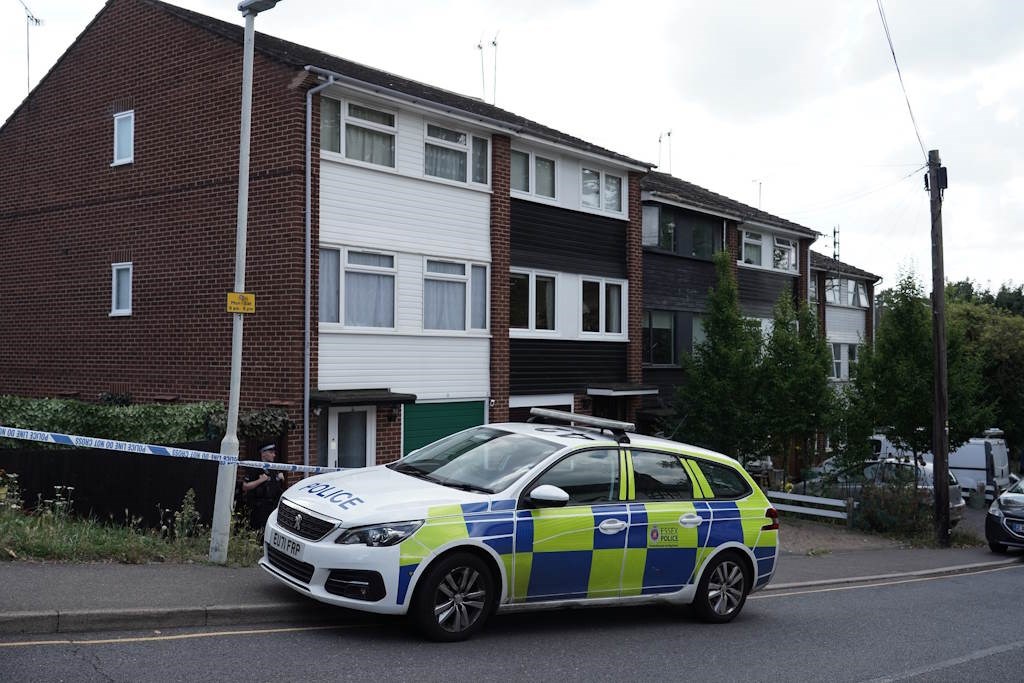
[598,518,627,534]
[679,513,704,528]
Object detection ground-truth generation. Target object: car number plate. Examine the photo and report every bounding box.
[1011,522,1024,534]
[270,529,303,559]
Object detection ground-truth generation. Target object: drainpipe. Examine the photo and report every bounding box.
[304,71,336,469]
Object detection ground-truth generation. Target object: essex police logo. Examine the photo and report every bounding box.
[649,524,680,547]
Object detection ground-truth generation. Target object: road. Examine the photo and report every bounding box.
[1,564,1021,683]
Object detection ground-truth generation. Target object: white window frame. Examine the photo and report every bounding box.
[773,236,798,273]
[579,276,628,339]
[741,230,763,266]
[422,257,489,332]
[326,405,376,468]
[510,269,559,336]
[328,247,397,330]
[110,262,132,317]
[112,110,134,166]
[579,166,624,215]
[510,148,557,199]
[337,99,398,169]
[422,123,490,186]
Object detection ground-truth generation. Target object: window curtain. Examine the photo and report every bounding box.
[536,276,555,330]
[605,283,622,333]
[319,249,340,323]
[472,138,489,184]
[535,157,555,197]
[471,266,487,328]
[425,144,467,181]
[603,175,622,211]
[346,125,395,166]
[320,98,341,153]
[345,272,394,326]
[511,151,530,191]
[425,280,466,330]
[581,169,600,208]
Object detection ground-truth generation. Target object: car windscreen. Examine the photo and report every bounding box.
[389,427,562,493]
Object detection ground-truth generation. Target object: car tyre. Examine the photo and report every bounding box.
[988,540,1008,554]
[411,552,496,642]
[693,551,751,624]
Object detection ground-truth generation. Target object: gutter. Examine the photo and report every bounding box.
[304,73,336,469]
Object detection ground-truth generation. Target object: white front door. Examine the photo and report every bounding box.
[327,406,376,468]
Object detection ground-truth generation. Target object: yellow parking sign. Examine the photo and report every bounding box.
[227,292,255,314]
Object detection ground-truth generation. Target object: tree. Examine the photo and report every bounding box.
[760,294,836,476]
[669,252,764,460]
[847,270,991,458]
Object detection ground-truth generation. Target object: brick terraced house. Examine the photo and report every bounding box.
[0,0,651,469]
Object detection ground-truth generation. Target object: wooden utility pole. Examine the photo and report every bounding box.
[928,149,950,547]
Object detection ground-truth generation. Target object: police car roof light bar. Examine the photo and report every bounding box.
[528,408,635,444]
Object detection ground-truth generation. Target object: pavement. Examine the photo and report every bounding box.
[1,521,1021,636]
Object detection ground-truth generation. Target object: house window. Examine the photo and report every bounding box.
[111,262,132,316]
[832,343,842,379]
[423,259,488,331]
[642,310,676,365]
[112,111,134,166]
[319,248,395,327]
[831,342,859,380]
[741,231,763,266]
[847,280,869,307]
[825,278,841,304]
[643,205,721,257]
[510,271,556,331]
[773,237,797,272]
[511,149,556,198]
[581,168,623,212]
[424,123,486,183]
[810,277,818,302]
[321,97,396,167]
[581,277,626,335]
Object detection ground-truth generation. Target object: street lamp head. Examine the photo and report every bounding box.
[238,0,281,16]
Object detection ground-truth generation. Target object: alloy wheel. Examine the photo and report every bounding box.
[433,565,488,633]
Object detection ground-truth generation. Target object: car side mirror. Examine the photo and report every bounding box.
[529,484,570,508]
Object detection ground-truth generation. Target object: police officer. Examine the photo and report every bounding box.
[241,443,286,531]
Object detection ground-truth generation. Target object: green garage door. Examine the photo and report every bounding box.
[403,401,485,455]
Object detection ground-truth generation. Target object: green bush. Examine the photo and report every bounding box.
[0,396,225,446]
[854,483,930,535]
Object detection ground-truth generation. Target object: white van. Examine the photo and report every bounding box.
[922,429,1011,503]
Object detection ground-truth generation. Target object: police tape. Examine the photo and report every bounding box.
[237,459,343,475]
[0,425,342,475]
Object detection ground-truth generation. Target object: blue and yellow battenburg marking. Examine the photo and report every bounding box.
[394,455,777,604]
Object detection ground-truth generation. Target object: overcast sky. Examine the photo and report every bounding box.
[3,0,1022,292]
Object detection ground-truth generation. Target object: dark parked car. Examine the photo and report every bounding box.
[986,476,1024,553]
[794,459,965,526]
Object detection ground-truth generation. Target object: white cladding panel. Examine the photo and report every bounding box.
[319,160,491,263]
[318,334,489,400]
[825,305,867,344]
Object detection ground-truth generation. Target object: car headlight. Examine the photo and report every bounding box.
[335,521,423,547]
[988,500,1003,517]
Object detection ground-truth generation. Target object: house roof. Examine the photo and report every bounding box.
[141,0,650,169]
[640,171,819,238]
[810,251,881,282]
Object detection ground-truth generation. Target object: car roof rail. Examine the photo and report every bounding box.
[527,407,634,445]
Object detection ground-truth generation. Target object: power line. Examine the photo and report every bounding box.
[877,0,927,161]
[779,164,925,216]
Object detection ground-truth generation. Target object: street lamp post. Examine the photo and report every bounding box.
[209,0,282,564]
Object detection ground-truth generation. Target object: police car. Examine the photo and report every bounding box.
[259,409,779,641]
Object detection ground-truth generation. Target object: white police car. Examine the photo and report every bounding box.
[259,409,779,641]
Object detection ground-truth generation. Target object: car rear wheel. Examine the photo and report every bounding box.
[411,552,495,642]
[989,540,1008,554]
[693,551,750,624]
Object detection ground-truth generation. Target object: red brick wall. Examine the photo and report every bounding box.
[865,281,875,344]
[0,0,310,463]
[488,135,511,423]
[626,172,644,423]
[796,239,811,307]
[725,222,740,277]
[375,408,402,464]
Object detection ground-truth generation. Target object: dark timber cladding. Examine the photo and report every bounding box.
[511,340,627,394]
[737,268,797,318]
[510,199,627,278]
[644,252,717,311]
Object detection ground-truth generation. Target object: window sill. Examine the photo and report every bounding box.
[643,247,715,262]
[576,204,628,221]
[643,363,682,369]
[319,325,490,339]
[109,310,132,317]
[510,189,559,206]
[736,261,798,277]
[110,159,133,167]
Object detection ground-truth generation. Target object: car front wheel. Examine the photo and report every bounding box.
[693,551,751,623]
[411,552,495,642]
